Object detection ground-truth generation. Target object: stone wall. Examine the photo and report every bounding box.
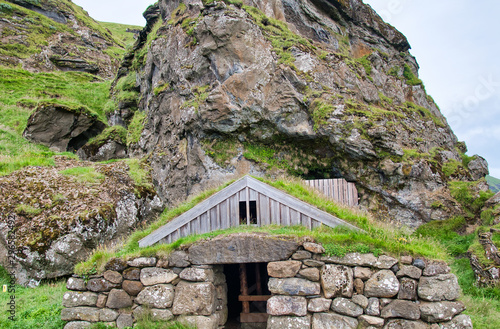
[61,238,472,329]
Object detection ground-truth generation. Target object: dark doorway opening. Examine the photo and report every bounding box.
[223,263,270,329]
[225,264,242,328]
[239,201,257,225]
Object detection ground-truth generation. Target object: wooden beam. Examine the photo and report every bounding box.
[246,186,250,226]
[240,264,250,314]
[238,295,271,302]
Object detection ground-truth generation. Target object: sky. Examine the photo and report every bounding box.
[73,0,500,178]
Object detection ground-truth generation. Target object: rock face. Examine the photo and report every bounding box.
[0,0,123,77]
[113,0,488,227]
[188,234,299,264]
[0,157,162,285]
[23,102,106,152]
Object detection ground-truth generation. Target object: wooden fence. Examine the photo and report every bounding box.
[304,179,358,206]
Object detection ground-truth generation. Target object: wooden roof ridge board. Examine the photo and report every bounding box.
[139,175,360,247]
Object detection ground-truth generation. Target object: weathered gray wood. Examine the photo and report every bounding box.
[171,229,179,242]
[301,214,311,230]
[208,205,220,231]
[304,178,358,207]
[290,209,300,226]
[230,194,239,227]
[270,199,279,225]
[200,212,208,234]
[249,188,257,201]
[281,204,289,226]
[221,200,229,229]
[140,176,360,247]
[180,223,189,238]
[259,194,269,226]
[245,187,250,225]
[139,177,249,247]
[246,177,359,231]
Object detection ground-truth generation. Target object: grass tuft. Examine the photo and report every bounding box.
[59,166,104,184]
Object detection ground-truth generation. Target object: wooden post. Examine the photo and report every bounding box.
[245,187,250,225]
[240,264,250,314]
[255,263,262,295]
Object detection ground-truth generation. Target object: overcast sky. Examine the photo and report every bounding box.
[73,0,500,178]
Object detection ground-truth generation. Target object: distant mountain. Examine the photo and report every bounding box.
[487,175,500,193]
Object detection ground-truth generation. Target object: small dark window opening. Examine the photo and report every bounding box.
[239,201,257,225]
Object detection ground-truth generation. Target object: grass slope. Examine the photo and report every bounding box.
[0,66,111,176]
[0,267,66,329]
[487,175,500,193]
[99,21,142,47]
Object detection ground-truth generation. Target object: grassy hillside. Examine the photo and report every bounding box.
[487,175,500,193]
[0,267,66,329]
[100,21,142,47]
[0,1,144,175]
[0,67,111,176]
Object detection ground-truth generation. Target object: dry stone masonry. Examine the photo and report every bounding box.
[62,236,472,328]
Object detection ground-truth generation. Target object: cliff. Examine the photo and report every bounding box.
[109,0,489,227]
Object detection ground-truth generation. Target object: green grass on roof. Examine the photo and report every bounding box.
[75,175,446,275]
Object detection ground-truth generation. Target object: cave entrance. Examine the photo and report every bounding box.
[223,263,270,329]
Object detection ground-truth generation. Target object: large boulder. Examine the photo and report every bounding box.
[23,102,106,152]
[312,312,358,329]
[135,284,175,309]
[321,264,354,298]
[267,296,307,316]
[0,158,162,285]
[268,277,321,296]
[268,315,311,329]
[188,234,299,264]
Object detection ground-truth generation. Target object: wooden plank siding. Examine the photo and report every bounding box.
[304,179,359,206]
[139,176,360,247]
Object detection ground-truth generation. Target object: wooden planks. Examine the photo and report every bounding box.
[139,175,361,248]
[304,178,359,206]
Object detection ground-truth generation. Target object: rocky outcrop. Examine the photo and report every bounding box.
[0,157,162,285]
[77,126,128,161]
[61,237,471,328]
[113,0,488,227]
[1,0,125,77]
[23,102,106,152]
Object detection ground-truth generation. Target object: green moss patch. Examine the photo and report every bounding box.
[127,110,147,146]
[403,64,423,86]
[87,126,127,148]
[242,5,314,68]
[59,166,104,184]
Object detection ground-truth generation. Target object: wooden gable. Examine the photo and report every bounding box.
[139,176,360,247]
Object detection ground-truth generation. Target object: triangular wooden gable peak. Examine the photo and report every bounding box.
[139,175,360,247]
